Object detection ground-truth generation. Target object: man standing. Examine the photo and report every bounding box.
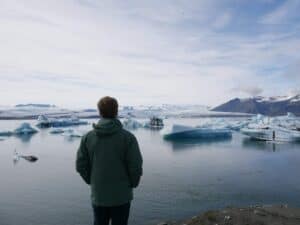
[76,96,143,225]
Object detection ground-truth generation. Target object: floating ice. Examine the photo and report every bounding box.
[37,114,49,122]
[241,126,300,142]
[49,128,65,134]
[162,124,232,140]
[14,123,38,135]
[241,112,300,142]
[194,118,249,131]
[36,114,88,128]
[122,118,143,130]
[0,130,13,136]
[62,129,83,138]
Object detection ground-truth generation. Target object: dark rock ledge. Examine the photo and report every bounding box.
[157,204,300,225]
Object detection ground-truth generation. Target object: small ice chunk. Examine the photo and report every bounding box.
[49,128,65,134]
[62,129,83,138]
[0,130,13,136]
[37,114,49,122]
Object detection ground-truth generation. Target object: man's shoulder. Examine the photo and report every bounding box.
[83,130,97,140]
[120,128,137,140]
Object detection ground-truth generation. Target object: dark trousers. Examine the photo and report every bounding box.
[93,202,131,225]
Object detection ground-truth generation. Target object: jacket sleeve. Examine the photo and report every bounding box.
[126,135,143,188]
[76,135,91,185]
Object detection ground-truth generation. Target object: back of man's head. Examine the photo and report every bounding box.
[97,96,118,119]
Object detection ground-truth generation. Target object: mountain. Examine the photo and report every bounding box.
[212,95,300,116]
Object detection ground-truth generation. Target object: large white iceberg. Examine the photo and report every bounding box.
[241,126,300,142]
[241,113,300,142]
[162,124,232,140]
[13,123,38,135]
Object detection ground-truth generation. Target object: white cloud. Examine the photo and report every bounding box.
[0,0,299,107]
[231,86,264,97]
[212,12,232,29]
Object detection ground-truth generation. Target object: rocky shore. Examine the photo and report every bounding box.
[158,205,300,225]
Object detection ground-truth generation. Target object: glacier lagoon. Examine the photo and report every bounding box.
[1,118,300,225]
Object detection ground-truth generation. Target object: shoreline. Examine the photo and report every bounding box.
[157,204,300,225]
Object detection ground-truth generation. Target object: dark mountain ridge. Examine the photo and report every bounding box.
[212,95,300,116]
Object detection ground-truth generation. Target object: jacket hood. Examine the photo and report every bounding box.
[93,119,123,136]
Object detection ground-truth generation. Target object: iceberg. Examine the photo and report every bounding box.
[13,123,38,135]
[193,118,250,131]
[36,114,88,128]
[62,129,83,138]
[49,128,65,134]
[162,124,232,140]
[0,130,13,136]
[241,126,300,142]
[36,114,51,127]
[226,120,250,131]
[122,118,143,130]
[241,113,300,142]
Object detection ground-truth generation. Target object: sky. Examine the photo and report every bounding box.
[0,0,300,108]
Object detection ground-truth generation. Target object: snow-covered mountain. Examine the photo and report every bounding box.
[212,94,300,116]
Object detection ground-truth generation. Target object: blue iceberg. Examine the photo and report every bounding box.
[14,123,38,135]
[162,124,232,140]
[49,128,65,134]
[0,130,13,136]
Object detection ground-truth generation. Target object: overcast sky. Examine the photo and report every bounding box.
[0,0,300,108]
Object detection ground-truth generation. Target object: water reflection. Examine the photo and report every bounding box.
[63,136,82,143]
[241,138,300,152]
[164,137,232,151]
[14,133,36,143]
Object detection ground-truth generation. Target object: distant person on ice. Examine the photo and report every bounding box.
[76,96,143,225]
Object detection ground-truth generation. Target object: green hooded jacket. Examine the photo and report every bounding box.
[76,118,143,206]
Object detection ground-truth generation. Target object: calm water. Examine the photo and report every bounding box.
[1,118,300,225]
